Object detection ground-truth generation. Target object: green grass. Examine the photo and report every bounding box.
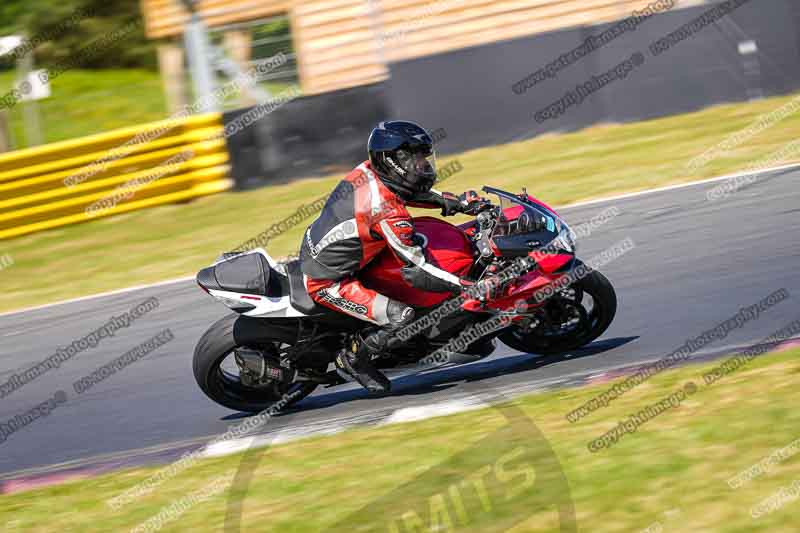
[2,347,798,532]
[0,69,167,146]
[0,68,297,148]
[2,91,800,312]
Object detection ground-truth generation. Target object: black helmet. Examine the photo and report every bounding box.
[368,121,437,200]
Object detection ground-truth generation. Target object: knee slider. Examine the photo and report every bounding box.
[387,300,415,327]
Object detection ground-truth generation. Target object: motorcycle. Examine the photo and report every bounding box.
[193,186,617,412]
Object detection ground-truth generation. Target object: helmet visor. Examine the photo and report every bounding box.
[396,149,437,191]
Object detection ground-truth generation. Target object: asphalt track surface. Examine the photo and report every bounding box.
[1,168,798,479]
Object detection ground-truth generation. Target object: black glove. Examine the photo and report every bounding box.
[459,190,492,216]
[439,192,463,217]
[440,190,491,217]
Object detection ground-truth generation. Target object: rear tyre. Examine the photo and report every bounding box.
[499,266,617,356]
[193,314,318,413]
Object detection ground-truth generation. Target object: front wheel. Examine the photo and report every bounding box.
[193,314,318,413]
[499,265,617,356]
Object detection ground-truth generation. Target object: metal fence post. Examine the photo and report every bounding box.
[17,42,43,147]
[0,111,11,152]
[182,3,218,113]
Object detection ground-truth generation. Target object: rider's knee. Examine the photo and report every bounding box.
[387,300,415,328]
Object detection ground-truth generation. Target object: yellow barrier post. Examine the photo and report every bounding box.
[0,113,233,240]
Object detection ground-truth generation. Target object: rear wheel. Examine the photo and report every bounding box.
[499,266,617,355]
[193,314,319,413]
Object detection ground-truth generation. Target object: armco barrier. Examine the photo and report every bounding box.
[0,113,232,240]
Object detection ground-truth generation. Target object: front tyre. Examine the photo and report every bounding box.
[193,314,317,413]
[499,266,617,355]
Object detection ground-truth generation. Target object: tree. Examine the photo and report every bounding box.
[0,0,28,35]
[2,0,155,70]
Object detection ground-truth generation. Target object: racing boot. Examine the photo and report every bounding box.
[335,332,391,393]
[335,301,415,393]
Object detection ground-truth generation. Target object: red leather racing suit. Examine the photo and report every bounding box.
[299,161,470,325]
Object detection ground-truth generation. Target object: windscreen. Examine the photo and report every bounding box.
[491,191,560,238]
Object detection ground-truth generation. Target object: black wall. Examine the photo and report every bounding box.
[387,0,800,154]
[225,0,800,184]
[223,83,389,188]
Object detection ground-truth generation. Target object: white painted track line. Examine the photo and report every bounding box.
[0,275,194,319]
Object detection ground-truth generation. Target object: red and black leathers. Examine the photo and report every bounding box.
[300,161,473,325]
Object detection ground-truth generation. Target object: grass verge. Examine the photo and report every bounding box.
[0,69,167,146]
[2,91,800,312]
[2,346,799,532]
[0,69,295,147]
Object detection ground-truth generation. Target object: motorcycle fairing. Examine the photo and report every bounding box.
[198,249,310,318]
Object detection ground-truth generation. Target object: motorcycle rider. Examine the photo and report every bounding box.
[299,120,491,393]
